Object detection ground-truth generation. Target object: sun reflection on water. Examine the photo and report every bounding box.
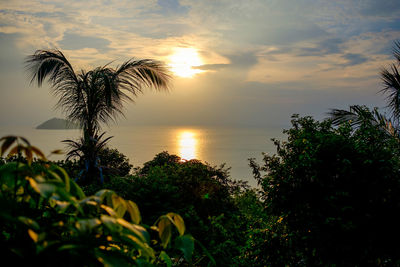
[178,131,197,160]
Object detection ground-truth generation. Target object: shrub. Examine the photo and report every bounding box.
[84,152,250,266]
[247,115,400,266]
[98,147,133,177]
[54,146,132,184]
[0,136,198,266]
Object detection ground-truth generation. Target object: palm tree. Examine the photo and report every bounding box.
[26,49,171,183]
[329,40,400,139]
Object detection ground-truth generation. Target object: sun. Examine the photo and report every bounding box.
[168,47,204,78]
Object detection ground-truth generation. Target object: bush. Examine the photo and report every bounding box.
[84,152,250,266]
[0,136,198,266]
[247,115,400,266]
[98,147,133,177]
[55,146,132,183]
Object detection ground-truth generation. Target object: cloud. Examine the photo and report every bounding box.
[0,0,399,127]
[193,64,229,71]
[156,0,189,15]
[225,52,258,69]
[296,38,344,56]
[358,0,400,18]
[59,33,110,52]
[341,53,368,66]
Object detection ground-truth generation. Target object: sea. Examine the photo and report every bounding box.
[0,125,286,187]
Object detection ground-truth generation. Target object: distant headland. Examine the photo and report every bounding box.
[36,118,80,129]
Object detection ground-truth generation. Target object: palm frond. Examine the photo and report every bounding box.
[372,108,398,137]
[25,49,78,88]
[329,105,398,138]
[329,108,359,126]
[62,132,113,161]
[380,64,400,121]
[329,105,373,127]
[116,59,171,96]
[393,40,400,64]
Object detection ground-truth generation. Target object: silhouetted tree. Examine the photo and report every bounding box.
[26,49,171,183]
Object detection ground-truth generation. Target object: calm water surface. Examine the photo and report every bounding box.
[0,125,285,186]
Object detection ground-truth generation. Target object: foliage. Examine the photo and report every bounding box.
[63,132,112,184]
[0,136,195,266]
[98,147,133,177]
[380,40,400,121]
[247,115,400,266]
[26,49,171,183]
[83,152,248,266]
[329,40,400,138]
[329,105,398,137]
[56,145,133,182]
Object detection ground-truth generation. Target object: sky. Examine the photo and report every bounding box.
[0,0,399,128]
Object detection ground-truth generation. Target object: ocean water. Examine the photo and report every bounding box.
[0,125,285,186]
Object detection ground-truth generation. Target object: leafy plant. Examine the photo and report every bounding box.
[98,147,133,178]
[0,136,195,266]
[84,152,246,266]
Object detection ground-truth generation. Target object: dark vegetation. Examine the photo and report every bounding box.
[3,114,400,266]
[2,42,400,265]
[0,137,200,266]
[246,115,400,266]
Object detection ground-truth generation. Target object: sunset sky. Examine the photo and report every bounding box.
[0,0,399,128]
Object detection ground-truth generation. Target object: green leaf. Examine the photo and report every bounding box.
[28,229,39,243]
[100,216,152,258]
[169,213,185,236]
[101,204,118,217]
[50,165,70,192]
[69,180,86,199]
[100,215,122,232]
[58,244,83,251]
[135,259,156,267]
[175,235,194,262]
[158,217,172,248]
[95,250,132,267]
[159,251,172,267]
[112,194,127,218]
[47,170,63,182]
[126,200,141,224]
[75,218,101,232]
[28,177,75,203]
[18,216,40,230]
[96,189,115,205]
[28,177,58,197]
[0,162,20,187]
[116,218,149,244]
[195,239,216,266]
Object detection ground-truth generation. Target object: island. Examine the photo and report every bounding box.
[36,117,80,129]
